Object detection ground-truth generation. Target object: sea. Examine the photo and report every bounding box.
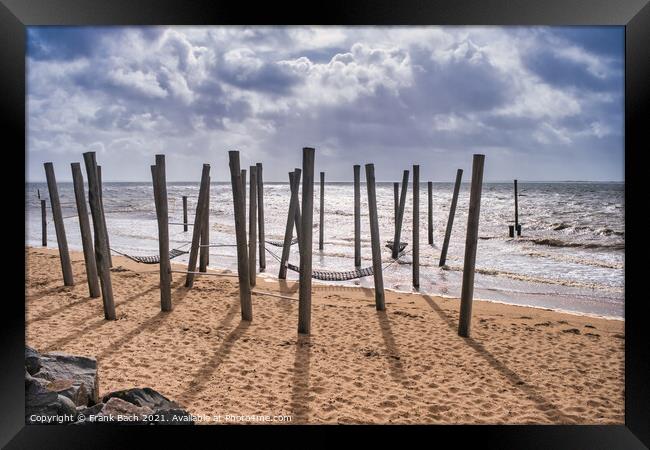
[25,181,624,320]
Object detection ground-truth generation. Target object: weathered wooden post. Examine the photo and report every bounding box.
[256,162,266,270]
[41,199,47,247]
[509,225,515,238]
[294,168,302,252]
[182,195,188,232]
[199,177,210,272]
[458,155,485,338]
[248,166,257,287]
[319,171,325,250]
[43,162,74,286]
[185,164,211,288]
[514,179,520,237]
[151,155,172,311]
[82,152,116,320]
[298,147,315,335]
[393,182,399,229]
[353,165,361,268]
[365,163,385,311]
[413,165,420,289]
[71,163,100,298]
[278,170,301,280]
[392,170,410,259]
[241,168,246,218]
[428,181,433,246]
[229,151,253,321]
[439,169,463,267]
[97,165,112,267]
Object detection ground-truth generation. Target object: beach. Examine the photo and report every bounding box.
[25,246,624,424]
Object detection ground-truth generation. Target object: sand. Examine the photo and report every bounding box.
[25,247,624,424]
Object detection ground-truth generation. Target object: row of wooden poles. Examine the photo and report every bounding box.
[39,149,485,337]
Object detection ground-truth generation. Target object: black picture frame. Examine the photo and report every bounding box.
[2,0,648,447]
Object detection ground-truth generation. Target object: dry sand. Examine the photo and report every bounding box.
[25,247,624,424]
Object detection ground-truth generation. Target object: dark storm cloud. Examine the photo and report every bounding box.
[26,26,624,182]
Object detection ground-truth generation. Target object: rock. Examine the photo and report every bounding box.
[102,387,179,411]
[97,397,153,424]
[25,346,42,375]
[77,402,104,416]
[44,378,90,407]
[32,352,99,405]
[101,387,194,425]
[25,372,77,424]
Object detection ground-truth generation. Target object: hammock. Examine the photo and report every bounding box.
[385,241,408,252]
[111,248,188,264]
[266,238,299,247]
[286,263,374,281]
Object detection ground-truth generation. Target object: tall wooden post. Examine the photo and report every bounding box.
[458,155,485,338]
[294,168,302,252]
[392,170,409,259]
[151,155,172,311]
[319,171,325,250]
[71,163,100,298]
[298,148,315,335]
[248,166,257,287]
[353,165,361,268]
[241,168,246,220]
[97,166,112,267]
[41,200,47,247]
[413,165,420,288]
[82,152,115,320]
[199,178,210,272]
[439,169,463,267]
[393,182,399,229]
[182,195,188,232]
[365,164,385,311]
[229,151,253,321]
[256,162,266,270]
[185,165,211,288]
[43,163,74,286]
[428,181,433,246]
[514,179,519,236]
[279,170,301,280]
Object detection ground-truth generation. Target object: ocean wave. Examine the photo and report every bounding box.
[530,238,624,251]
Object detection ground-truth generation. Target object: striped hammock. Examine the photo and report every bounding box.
[115,248,188,265]
[286,263,374,281]
[266,238,299,247]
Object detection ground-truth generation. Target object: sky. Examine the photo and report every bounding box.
[26,26,624,183]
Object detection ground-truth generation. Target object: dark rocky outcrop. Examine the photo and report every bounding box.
[25,346,193,425]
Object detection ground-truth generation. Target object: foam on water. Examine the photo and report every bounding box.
[26,181,624,318]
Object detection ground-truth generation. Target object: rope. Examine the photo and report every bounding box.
[170,270,238,278]
[251,290,297,301]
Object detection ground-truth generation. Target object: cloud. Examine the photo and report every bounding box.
[27,26,624,182]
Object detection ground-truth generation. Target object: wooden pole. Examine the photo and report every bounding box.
[256,162,266,270]
[241,168,246,220]
[182,195,188,232]
[71,163,100,298]
[41,199,47,247]
[185,164,211,288]
[97,166,112,267]
[279,169,301,280]
[319,171,324,250]
[293,168,302,251]
[428,181,433,246]
[298,147,315,335]
[393,182,399,229]
[151,156,173,311]
[248,166,257,287]
[365,163,385,311]
[82,152,115,320]
[199,177,210,272]
[43,163,74,286]
[514,179,519,237]
[413,165,420,288]
[229,151,253,321]
[353,164,361,268]
[458,155,485,338]
[439,169,463,267]
[392,170,409,259]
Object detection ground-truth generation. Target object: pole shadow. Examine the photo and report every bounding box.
[290,334,312,423]
[421,294,575,423]
[376,310,408,387]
